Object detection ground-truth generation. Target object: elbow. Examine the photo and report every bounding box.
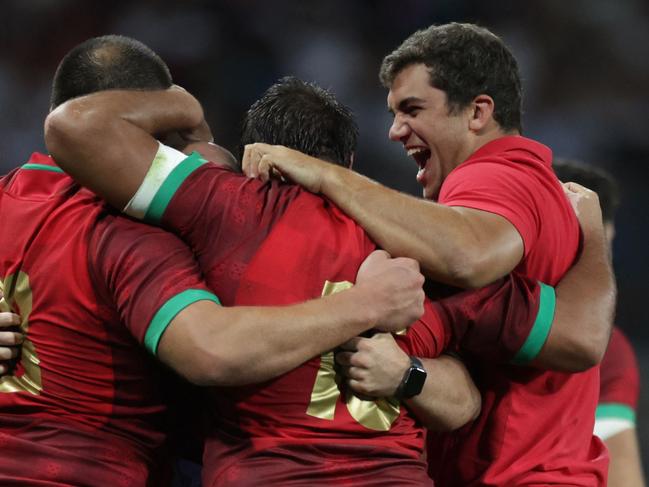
[180,349,243,387]
[562,332,609,372]
[44,102,99,161]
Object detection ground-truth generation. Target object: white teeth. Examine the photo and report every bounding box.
[407,147,427,157]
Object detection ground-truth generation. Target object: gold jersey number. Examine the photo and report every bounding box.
[306,280,400,431]
[0,271,42,395]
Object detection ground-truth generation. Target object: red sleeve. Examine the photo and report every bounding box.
[432,274,554,364]
[394,299,449,359]
[89,212,218,354]
[439,158,558,258]
[599,327,640,410]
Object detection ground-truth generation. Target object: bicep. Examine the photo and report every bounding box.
[46,101,159,209]
[157,299,225,385]
[453,206,524,284]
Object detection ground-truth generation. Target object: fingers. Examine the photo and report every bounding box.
[0,345,19,361]
[339,336,363,352]
[0,312,21,328]
[0,331,23,347]
[242,143,272,178]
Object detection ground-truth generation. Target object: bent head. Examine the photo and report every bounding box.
[240,76,358,168]
[50,35,172,110]
[380,23,522,200]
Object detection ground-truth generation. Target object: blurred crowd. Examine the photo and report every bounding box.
[1,0,647,468]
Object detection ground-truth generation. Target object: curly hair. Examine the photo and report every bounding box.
[380,23,522,133]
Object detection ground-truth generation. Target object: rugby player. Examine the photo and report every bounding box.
[241,23,615,485]
[49,72,612,487]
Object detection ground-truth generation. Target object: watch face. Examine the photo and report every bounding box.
[403,366,427,398]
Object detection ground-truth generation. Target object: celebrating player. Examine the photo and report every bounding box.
[241,23,614,485]
[47,36,613,485]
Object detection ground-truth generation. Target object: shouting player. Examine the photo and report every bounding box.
[47,38,613,486]
[242,23,614,485]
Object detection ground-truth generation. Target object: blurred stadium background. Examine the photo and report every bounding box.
[1,0,647,469]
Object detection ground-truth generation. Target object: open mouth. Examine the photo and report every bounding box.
[407,147,431,171]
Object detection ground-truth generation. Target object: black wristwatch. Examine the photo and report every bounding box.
[395,356,427,399]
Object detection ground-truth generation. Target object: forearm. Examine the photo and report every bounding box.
[606,429,646,487]
[45,89,204,207]
[169,286,384,387]
[320,165,519,287]
[404,355,480,431]
[534,228,616,371]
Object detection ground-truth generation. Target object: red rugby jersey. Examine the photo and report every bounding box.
[594,326,640,439]
[125,146,560,486]
[431,136,607,486]
[0,153,218,486]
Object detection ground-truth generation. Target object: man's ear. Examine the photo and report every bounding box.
[468,94,495,132]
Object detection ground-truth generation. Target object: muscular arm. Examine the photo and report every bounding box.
[45,88,209,209]
[533,182,615,371]
[242,144,523,288]
[404,355,480,431]
[160,261,423,387]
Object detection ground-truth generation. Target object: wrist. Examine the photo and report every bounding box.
[319,161,345,196]
[395,356,427,399]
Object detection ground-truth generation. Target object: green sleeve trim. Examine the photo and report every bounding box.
[511,282,556,365]
[144,289,220,355]
[21,163,64,173]
[143,151,206,223]
[596,403,636,423]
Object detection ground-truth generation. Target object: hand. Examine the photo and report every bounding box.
[0,311,22,375]
[335,333,410,398]
[563,181,604,237]
[242,143,328,193]
[355,250,425,332]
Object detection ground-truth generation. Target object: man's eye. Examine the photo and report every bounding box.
[404,107,420,116]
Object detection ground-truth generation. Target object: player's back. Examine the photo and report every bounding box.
[136,158,436,486]
[0,154,167,486]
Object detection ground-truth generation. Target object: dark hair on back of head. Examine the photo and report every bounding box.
[380,23,522,133]
[50,35,172,109]
[553,158,620,222]
[240,76,358,168]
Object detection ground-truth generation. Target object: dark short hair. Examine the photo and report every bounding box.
[380,23,522,133]
[553,158,620,222]
[240,76,358,167]
[50,35,172,109]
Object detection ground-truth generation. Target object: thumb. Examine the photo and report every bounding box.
[357,249,391,276]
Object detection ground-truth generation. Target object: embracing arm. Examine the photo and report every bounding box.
[159,251,425,387]
[533,182,615,371]
[44,88,210,209]
[242,144,522,288]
